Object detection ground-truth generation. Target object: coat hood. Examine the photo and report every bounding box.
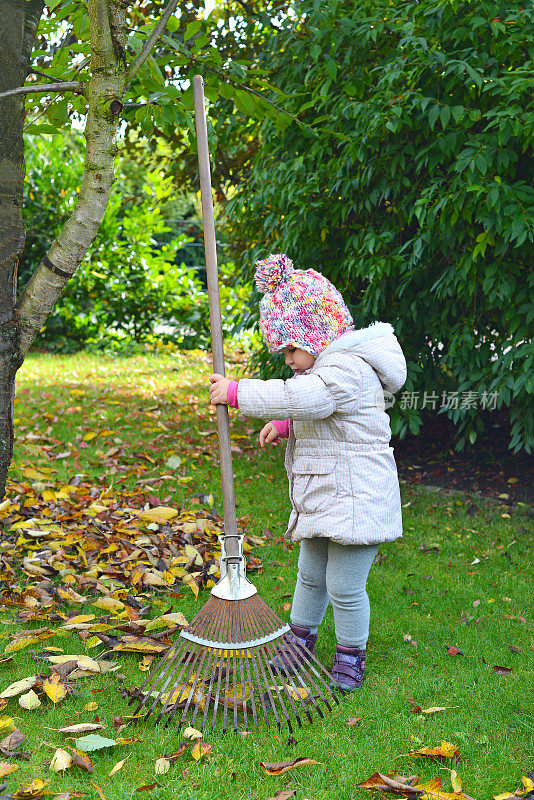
[317,321,407,394]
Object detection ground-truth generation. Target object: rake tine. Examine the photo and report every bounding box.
[272,640,314,725]
[201,650,220,731]
[259,643,293,733]
[190,647,218,729]
[240,603,265,728]
[159,643,203,725]
[222,650,232,733]
[232,649,239,733]
[282,637,335,715]
[139,640,192,720]
[129,641,180,709]
[211,649,226,731]
[276,639,323,722]
[263,640,303,729]
[175,644,212,729]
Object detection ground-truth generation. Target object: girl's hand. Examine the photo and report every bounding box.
[209,373,232,405]
[259,422,279,447]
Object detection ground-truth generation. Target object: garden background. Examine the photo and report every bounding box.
[0,1,532,799]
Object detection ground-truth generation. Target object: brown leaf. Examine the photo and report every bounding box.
[267,791,297,800]
[0,729,25,755]
[260,757,321,775]
[507,645,523,654]
[492,665,512,675]
[346,717,362,726]
[445,646,464,656]
[165,742,191,760]
[0,762,19,777]
[135,784,158,792]
[69,748,94,773]
[356,771,424,795]
[190,740,213,761]
[407,697,422,714]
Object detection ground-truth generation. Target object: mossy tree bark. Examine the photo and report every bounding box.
[0,0,178,498]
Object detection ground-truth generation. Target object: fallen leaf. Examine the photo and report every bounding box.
[90,782,107,800]
[54,723,105,734]
[260,757,321,775]
[407,697,422,714]
[451,770,462,793]
[135,784,157,792]
[0,762,19,777]
[403,741,460,760]
[492,665,512,675]
[0,677,37,699]
[0,729,25,755]
[84,702,98,712]
[421,707,457,715]
[19,691,41,711]
[183,727,203,741]
[356,771,424,795]
[50,748,73,772]
[74,734,117,752]
[109,758,126,777]
[43,673,66,703]
[12,778,51,798]
[154,758,170,775]
[445,646,464,657]
[191,740,213,762]
[69,747,94,773]
[346,718,362,726]
[267,792,297,800]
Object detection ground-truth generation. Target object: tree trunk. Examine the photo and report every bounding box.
[0,0,178,499]
[0,1,43,500]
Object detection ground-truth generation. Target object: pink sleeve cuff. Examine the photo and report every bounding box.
[227,380,239,408]
[272,419,290,438]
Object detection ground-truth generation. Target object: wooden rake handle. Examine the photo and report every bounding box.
[192,75,239,556]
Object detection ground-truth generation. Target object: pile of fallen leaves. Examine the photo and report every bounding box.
[0,474,263,616]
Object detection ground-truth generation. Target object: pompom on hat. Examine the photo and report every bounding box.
[254,253,354,355]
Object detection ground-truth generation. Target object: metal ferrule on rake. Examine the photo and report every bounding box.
[210,533,257,601]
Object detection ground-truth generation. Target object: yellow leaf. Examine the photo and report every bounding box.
[83,431,98,442]
[183,726,203,740]
[0,716,13,731]
[144,612,189,631]
[109,757,126,777]
[92,597,125,614]
[137,506,178,522]
[91,781,108,800]
[191,740,213,761]
[521,778,534,794]
[0,762,19,777]
[451,769,462,793]
[43,673,67,703]
[22,468,48,481]
[50,748,73,772]
[12,778,51,797]
[84,702,98,711]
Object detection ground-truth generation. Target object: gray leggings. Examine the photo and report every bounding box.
[290,537,379,648]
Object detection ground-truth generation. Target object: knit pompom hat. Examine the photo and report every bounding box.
[254,253,354,355]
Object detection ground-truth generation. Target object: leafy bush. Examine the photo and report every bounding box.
[21,132,250,353]
[226,0,534,453]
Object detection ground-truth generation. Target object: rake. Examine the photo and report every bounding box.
[129,75,339,733]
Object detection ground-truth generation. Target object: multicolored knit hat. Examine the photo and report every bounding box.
[254,253,354,355]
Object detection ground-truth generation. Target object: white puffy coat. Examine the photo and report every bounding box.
[236,322,407,546]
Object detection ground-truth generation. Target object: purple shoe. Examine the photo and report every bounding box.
[330,645,366,692]
[269,623,317,675]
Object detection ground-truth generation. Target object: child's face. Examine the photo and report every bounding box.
[282,346,316,371]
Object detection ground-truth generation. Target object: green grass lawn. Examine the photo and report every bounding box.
[0,350,532,800]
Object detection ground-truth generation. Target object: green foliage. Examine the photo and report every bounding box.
[21,132,250,353]
[226,0,534,454]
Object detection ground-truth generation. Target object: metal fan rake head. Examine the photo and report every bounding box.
[129,592,339,734]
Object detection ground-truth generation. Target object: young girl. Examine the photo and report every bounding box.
[209,253,407,692]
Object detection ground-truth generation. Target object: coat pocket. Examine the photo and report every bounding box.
[291,458,337,515]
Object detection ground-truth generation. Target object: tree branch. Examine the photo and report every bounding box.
[125,0,180,87]
[0,81,85,100]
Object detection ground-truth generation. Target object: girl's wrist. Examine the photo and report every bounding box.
[227,380,239,408]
